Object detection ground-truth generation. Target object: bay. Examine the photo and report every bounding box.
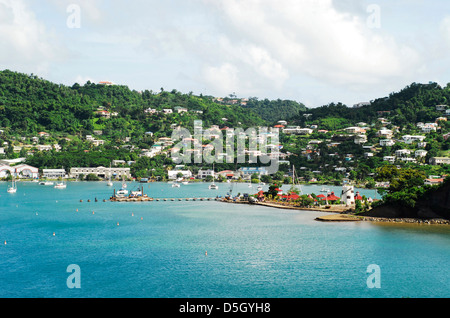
[0,181,449,298]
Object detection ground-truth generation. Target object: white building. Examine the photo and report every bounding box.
[380,139,395,147]
[43,169,67,179]
[0,165,15,178]
[168,170,192,180]
[402,135,426,144]
[37,145,53,151]
[429,157,450,165]
[0,164,39,179]
[197,169,215,179]
[395,149,411,157]
[354,134,367,144]
[377,128,393,138]
[415,150,428,158]
[69,167,131,179]
[422,123,437,133]
[383,156,396,163]
[341,185,355,206]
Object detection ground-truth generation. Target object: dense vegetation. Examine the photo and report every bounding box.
[0,69,266,137]
[294,82,450,128]
[241,97,306,123]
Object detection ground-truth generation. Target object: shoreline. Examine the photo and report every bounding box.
[220,199,450,225]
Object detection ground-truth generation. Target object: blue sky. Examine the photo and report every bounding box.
[1,0,450,108]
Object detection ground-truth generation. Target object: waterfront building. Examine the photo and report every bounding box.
[69,167,131,179]
[42,169,67,179]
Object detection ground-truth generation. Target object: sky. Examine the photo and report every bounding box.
[1,0,450,108]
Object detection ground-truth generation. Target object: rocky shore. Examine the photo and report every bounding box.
[221,198,450,225]
[361,216,450,225]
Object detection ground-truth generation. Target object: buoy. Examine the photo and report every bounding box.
[92,211,95,215]
[76,209,78,212]
[205,251,207,256]
[4,241,6,245]
[117,222,119,226]
[140,217,143,220]
[53,232,55,236]
[131,213,134,216]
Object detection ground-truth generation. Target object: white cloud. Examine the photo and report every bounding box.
[0,0,66,75]
[206,0,420,85]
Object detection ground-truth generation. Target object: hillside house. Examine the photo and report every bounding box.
[377,128,393,138]
[395,149,411,157]
[402,135,426,144]
[380,139,395,147]
[429,157,450,165]
[415,150,428,158]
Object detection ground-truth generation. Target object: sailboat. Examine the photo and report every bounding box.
[7,177,17,193]
[54,180,67,189]
[209,164,218,189]
[107,163,113,186]
[209,181,218,190]
[291,165,302,195]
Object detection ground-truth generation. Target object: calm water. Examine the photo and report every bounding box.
[0,181,449,298]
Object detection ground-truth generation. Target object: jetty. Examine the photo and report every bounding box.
[108,187,219,202]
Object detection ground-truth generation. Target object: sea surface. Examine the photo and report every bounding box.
[1,181,449,298]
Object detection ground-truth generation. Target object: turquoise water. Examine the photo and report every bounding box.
[1,181,449,298]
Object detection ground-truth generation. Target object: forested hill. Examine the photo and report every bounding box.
[293,82,450,130]
[240,97,307,122]
[0,70,271,136]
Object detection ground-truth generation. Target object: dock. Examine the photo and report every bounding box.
[109,196,220,202]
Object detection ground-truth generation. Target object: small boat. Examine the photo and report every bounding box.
[7,179,17,193]
[172,183,180,188]
[257,186,263,191]
[116,188,129,197]
[107,181,113,186]
[320,187,330,192]
[182,181,189,185]
[54,182,67,189]
[209,183,218,190]
[39,181,54,186]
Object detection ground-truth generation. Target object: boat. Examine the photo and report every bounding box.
[257,186,263,191]
[182,181,189,185]
[320,187,330,192]
[172,182,180,188]
[7,178,17,193]
[291,165,303,195]
[116,188,129,197]
[54,182,67,189]
[39,181,54,186]
[209,164,218,189]
[107,163,113,186]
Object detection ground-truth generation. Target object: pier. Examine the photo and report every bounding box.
[109,196,219,202]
